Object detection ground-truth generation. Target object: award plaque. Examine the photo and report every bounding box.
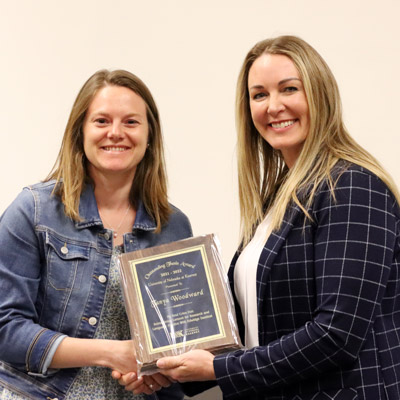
[119,234,241,374]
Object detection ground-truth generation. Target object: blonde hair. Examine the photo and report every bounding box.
[237,35,400,246]
[47,69,170,232]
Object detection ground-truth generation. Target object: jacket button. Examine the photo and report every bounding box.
[88,317,97,326]
[104,232,110,240]
[60,246,68,255]
[98,275,107,283]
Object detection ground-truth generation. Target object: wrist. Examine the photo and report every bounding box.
[51,338,115,369]
[208,354,216,380]
[95,339,117,369]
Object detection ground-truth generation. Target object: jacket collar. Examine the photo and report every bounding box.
[131,201,157,231]
[75,184,156,232]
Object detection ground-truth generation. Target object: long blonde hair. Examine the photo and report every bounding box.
[237,35,400,246]
[47,69,170,232]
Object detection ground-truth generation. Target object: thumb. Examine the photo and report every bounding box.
[157,356,182,369]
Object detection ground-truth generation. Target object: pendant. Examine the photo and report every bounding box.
[113,232,118,239]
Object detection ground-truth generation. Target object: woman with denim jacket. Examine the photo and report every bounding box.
[0,69,192,400]
[122,36,400,399]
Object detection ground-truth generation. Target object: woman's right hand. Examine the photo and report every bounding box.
[103,339,138,374]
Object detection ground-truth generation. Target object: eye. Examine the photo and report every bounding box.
[126,119,139,125]
[283,86,299,93]
[94,118,108,125]
[252,92,267,101]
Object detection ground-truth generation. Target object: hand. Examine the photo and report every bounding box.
[156,349,216,382]
[104,340,137,374]
[111,370,174,395]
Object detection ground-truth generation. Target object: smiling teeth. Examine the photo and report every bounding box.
[271,120,295,128]
[104,147,126,152]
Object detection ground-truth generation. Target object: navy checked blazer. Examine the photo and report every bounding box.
[213,163,400,400]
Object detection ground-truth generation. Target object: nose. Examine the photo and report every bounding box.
[107,121,123,140]
[267,94,285,117]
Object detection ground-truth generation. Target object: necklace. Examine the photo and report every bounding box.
[99,204,131,239]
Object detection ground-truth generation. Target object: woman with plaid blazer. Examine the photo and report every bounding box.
[121,37,400,399]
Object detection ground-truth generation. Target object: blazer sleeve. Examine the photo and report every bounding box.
[213,168,399,398]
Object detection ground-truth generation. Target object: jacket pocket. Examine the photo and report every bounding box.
[45,231,90,290]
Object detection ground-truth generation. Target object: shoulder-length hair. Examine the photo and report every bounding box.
[237,35,400,245]
[47,69,170,232]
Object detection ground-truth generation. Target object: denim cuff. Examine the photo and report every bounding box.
[40,334,67,376]
[26,329,65,377]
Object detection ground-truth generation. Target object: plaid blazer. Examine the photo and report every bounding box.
[214,164,400,400]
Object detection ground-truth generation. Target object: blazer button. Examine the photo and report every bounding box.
[98,275,107,283]
[88,317,97,326]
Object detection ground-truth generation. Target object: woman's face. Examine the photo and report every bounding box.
[83,85,149,182]
[248,53,310,168]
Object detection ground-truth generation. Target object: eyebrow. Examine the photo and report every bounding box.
[91,111,143,118]
[249,77,301,90]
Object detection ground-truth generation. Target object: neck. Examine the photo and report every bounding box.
[92,174,137,246]
[90,171,134,210]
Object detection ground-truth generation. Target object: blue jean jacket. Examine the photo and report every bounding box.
[0,181,192,400]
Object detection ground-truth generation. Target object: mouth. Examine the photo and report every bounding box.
[269,119,297,129]
[101,146,129,152]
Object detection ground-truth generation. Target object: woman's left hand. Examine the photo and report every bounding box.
[156,349,216,382]
[111,370,173,395]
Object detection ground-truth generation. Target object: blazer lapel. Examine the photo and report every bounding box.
[256,204,302,307]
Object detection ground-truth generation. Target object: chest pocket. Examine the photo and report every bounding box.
[46,231,91,290]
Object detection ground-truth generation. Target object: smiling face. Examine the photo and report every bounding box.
[83,85,149,182]
[248,53,310,168]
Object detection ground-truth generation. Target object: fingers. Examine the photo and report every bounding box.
[111,370,122,380]
[156,356,182,369]
[156,350,216,382]
[148,372,173,388]
[114,371,172,395]
[124,375,159,395]
[117,372,137,386]
[156,355,188,381]
[143,375,162,393]
[118,373,148,394]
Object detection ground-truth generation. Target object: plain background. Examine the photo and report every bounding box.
[1,1,399,399]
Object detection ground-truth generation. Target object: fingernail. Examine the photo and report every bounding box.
[157,360,164,368]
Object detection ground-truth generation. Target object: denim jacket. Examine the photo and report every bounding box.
[0,180,192,400]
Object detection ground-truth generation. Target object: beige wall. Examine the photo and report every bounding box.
[1,1,399,399]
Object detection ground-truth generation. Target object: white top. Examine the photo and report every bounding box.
[234,212,272,348]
